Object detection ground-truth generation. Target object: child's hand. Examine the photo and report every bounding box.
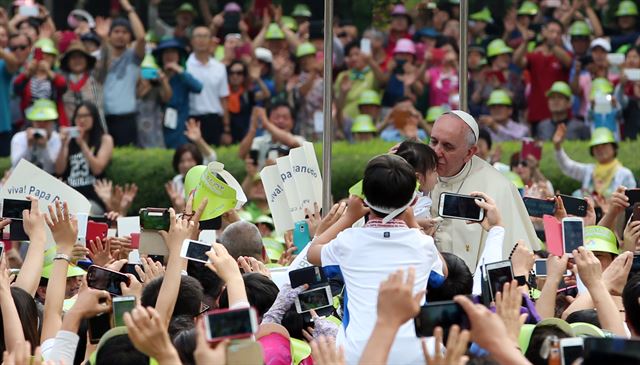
[343,196,369,224]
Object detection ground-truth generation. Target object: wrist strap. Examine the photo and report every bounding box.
[53,253,71,264]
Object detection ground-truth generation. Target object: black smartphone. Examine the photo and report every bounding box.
[625,189,640,205]
[1,199,30,219]
[89,215,112,225]
[222,11,241,33]
[583,337,640,364]
[289,266,328,289]
[438,193,485,222]
[630,254,640,277]
[120,263,142,283]
[414,300,470,341]
[523,197,556,218]
[87,265,131,296]
[249,150,259,166]
[485,260,514,301]
[199,216,222,230]
[557,194,588,217]
[9,220,29,241]
[139,208,170,231]
[147,255,165,265]
[88,313,111,344]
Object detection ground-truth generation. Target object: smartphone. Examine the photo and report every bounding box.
[204,307,258,342]
[625,189,640,205]
[560,337,584,365]
[180,239,211,264]
[9,220,29,241]
[112,296,136,327]
[583,337,640,363]
[19,5,39,17]
[624,68,640,81]
[120,263,142,283]
[140,68,159,80]
[1,199,30,219]
[87,265,131,296]
[294,286,333,313]
[139,208,170,231]
[33,47,43,62]
[607,53,625,66]
[562,217,584,257]
[414,300,470,341]
[292,221,311,254]
[485,260,514,301]
[222,11,241,34]
[86,221,108,246]
[148,255,165,265]
[249,150,259,166]
[227,340,264,365]
[438,193,485,222]
[88,313,111,344]
[521,138,542,161]
[67,126,80,138]
[557,195,587,217]
[523,197,556,218]
[534,259,571,277]
[130,232,140,249]
[289,266,327,289]
[629,254,640,276]
[32,128,47,139]
[360,38,371,55]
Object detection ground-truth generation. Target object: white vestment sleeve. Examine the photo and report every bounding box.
[472,226,505,295]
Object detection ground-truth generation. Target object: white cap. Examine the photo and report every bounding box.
[448,110,479,144]
[590,38,611,52]
[255,47,273,63]
[70,9,96,28]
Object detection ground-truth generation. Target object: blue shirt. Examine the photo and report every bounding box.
[103,48,142,115]
[0,60,14,133]
[164,71,203,148]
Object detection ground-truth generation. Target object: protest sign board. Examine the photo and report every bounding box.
[289,142,322,212]
[276,156,305,221]
[260,165,294,234]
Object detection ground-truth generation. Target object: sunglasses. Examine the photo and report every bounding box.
[511,160,528,168]
[229,70,244,75]
[9,45,28,51]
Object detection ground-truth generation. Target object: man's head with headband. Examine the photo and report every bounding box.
[429,110,480,177]
[363,154,417,223]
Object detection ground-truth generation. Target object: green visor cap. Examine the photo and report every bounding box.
[569,21,591,37]
[292,4,312,17]
[487,38,513,58]
[616,0,639,16]
[425,106,447,123]
[351,115,377,133]
[589,127,617,147]
[584,225,619,255]
[281,16,298,31]
[357,90,382,106]
[546,81,572,98]
[26,99,58,121]
[487,89,513,106]
[518,1,539,16]
[296,42,317,58]
[184,163,240,221]
[470,7,493,23]
[176,3,196,15]
[590,77,613,100]
[34,38,59,56]
[265,23,285,40]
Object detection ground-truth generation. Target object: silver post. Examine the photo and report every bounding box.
[321,0,334,215]
[459,0,469,112]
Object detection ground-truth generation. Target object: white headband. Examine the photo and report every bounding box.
[364,191,417,224]
[449,110,479,144]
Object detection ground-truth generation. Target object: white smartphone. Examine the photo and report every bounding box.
[112,295,136,327]
[204,307,258,342]
[562,217,584,257]
[294,285,333,313]
[180,239,212,264]
[485,260,513,301]
[559,337,583,365]
[438,193,485,222]
[67,126,81,138]
[624,68,640,81]
[19,5,39,17]
[533,259,571,277]
[607,53,625,67]
[360,38,372,55]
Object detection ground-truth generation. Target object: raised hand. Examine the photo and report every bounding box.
[376,268,424,329]
[194,317,229,365]
[495,280,528,342]
[22,196,46,243]
[237,256,270,278]
[124,306,181,362]
[310,336,345,365]
[552,123,567,150]
[93,179,114,210]
[88,237,116,267]
[184,118,203,143]
[422,326,469,365]
[45,200,78,251]
[469,191,503,231]
[205,243,242,284]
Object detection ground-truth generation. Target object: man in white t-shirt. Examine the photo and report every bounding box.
[187,26,230,146]
[307,154,447,364]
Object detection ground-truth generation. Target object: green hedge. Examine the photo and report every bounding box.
[1,140,638,214]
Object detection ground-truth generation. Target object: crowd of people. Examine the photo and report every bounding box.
[0,0,639,365]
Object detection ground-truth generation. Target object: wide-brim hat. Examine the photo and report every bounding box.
[152,38,188,66]
[60,41,96,73]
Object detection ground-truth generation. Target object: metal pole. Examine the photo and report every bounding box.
[321,0,334,215]
[459,0,469,112]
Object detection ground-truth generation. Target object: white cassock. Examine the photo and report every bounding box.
[430,155,540,270]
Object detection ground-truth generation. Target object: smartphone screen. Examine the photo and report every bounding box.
[630,254,640,275]
[360,38,371,55]
[181,240,211,263]
[632,203,640,223]
[558,195,587,217]
[249,150,259,166]
[120,263,142,283]
[563,220,584,254]
[87,266,130,296]
[2,199,30,219]
[625,189,640,205]
[523,197,556,218]
[112,296,136,327]
[9,220,29,241]
[289,266,327,288]
[206,308,255,341]
[297,286,332,312]
[440,193,483,221]
[486,261,513,300]
[140,209,170,231]
[414,301,470,340]
[534,259,547,276]
[561,344,583,365]
[88,313,111,344]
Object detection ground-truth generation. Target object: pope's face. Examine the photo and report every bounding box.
[429,114,478,177]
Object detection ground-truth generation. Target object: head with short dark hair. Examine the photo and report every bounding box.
[395,140,438,175]
[96,335,148,365]
[173,327,196,365]
[108,18,133,49]
[268,102,295,131]
[173,143,204,175]
[218,221,264,261]
[187,261,224,308]
[565,309,601,327]
[425,252,472,301]
[362,154,416,213]
[141,275,204,319]
[218,273,279,319]
[525,325,571,365]
[623,273,640,336]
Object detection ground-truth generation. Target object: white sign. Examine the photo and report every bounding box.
[116,216,140,237]
[276,156,305,221]
[289,142,322,212]
[260,165,294,233]
[0,159,91,246]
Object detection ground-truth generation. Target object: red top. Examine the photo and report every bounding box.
[525,51,570,123]
[13,73,69,127]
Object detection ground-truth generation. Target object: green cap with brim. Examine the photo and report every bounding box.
[519,318,574,353]
[590,77,614,100]
[265,23,285,40]
[357,90,382,106]
[351,115,377,133]
[546,81,572,99]
[584,225,619,255]
[569,21,591,37]
[26,99,58,121]
[517,1,539,16]
[296,42,317,58]
[487,89,513,106]
[348,180,364,199]
[34,38,59,56]
[292,4,312,18]
[470,7,493,23]
[255,215,274,226]
[175,3,196,15]
[487,39,513,58]
[616,0,639,17]
[570,322,606,338]
[281,16,298,32]
[41,264,86,279]
[425,106,447,123]
[141,54,159,69]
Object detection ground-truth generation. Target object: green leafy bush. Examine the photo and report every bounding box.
[1,140,638,213]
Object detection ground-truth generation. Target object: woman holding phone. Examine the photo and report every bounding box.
[55,101,113,214]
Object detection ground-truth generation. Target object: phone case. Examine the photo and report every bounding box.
[292,221,311,254]
[543,215,563,256]
[86,221,108,247]
[521,139,542,161]
[138,231,168,256]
